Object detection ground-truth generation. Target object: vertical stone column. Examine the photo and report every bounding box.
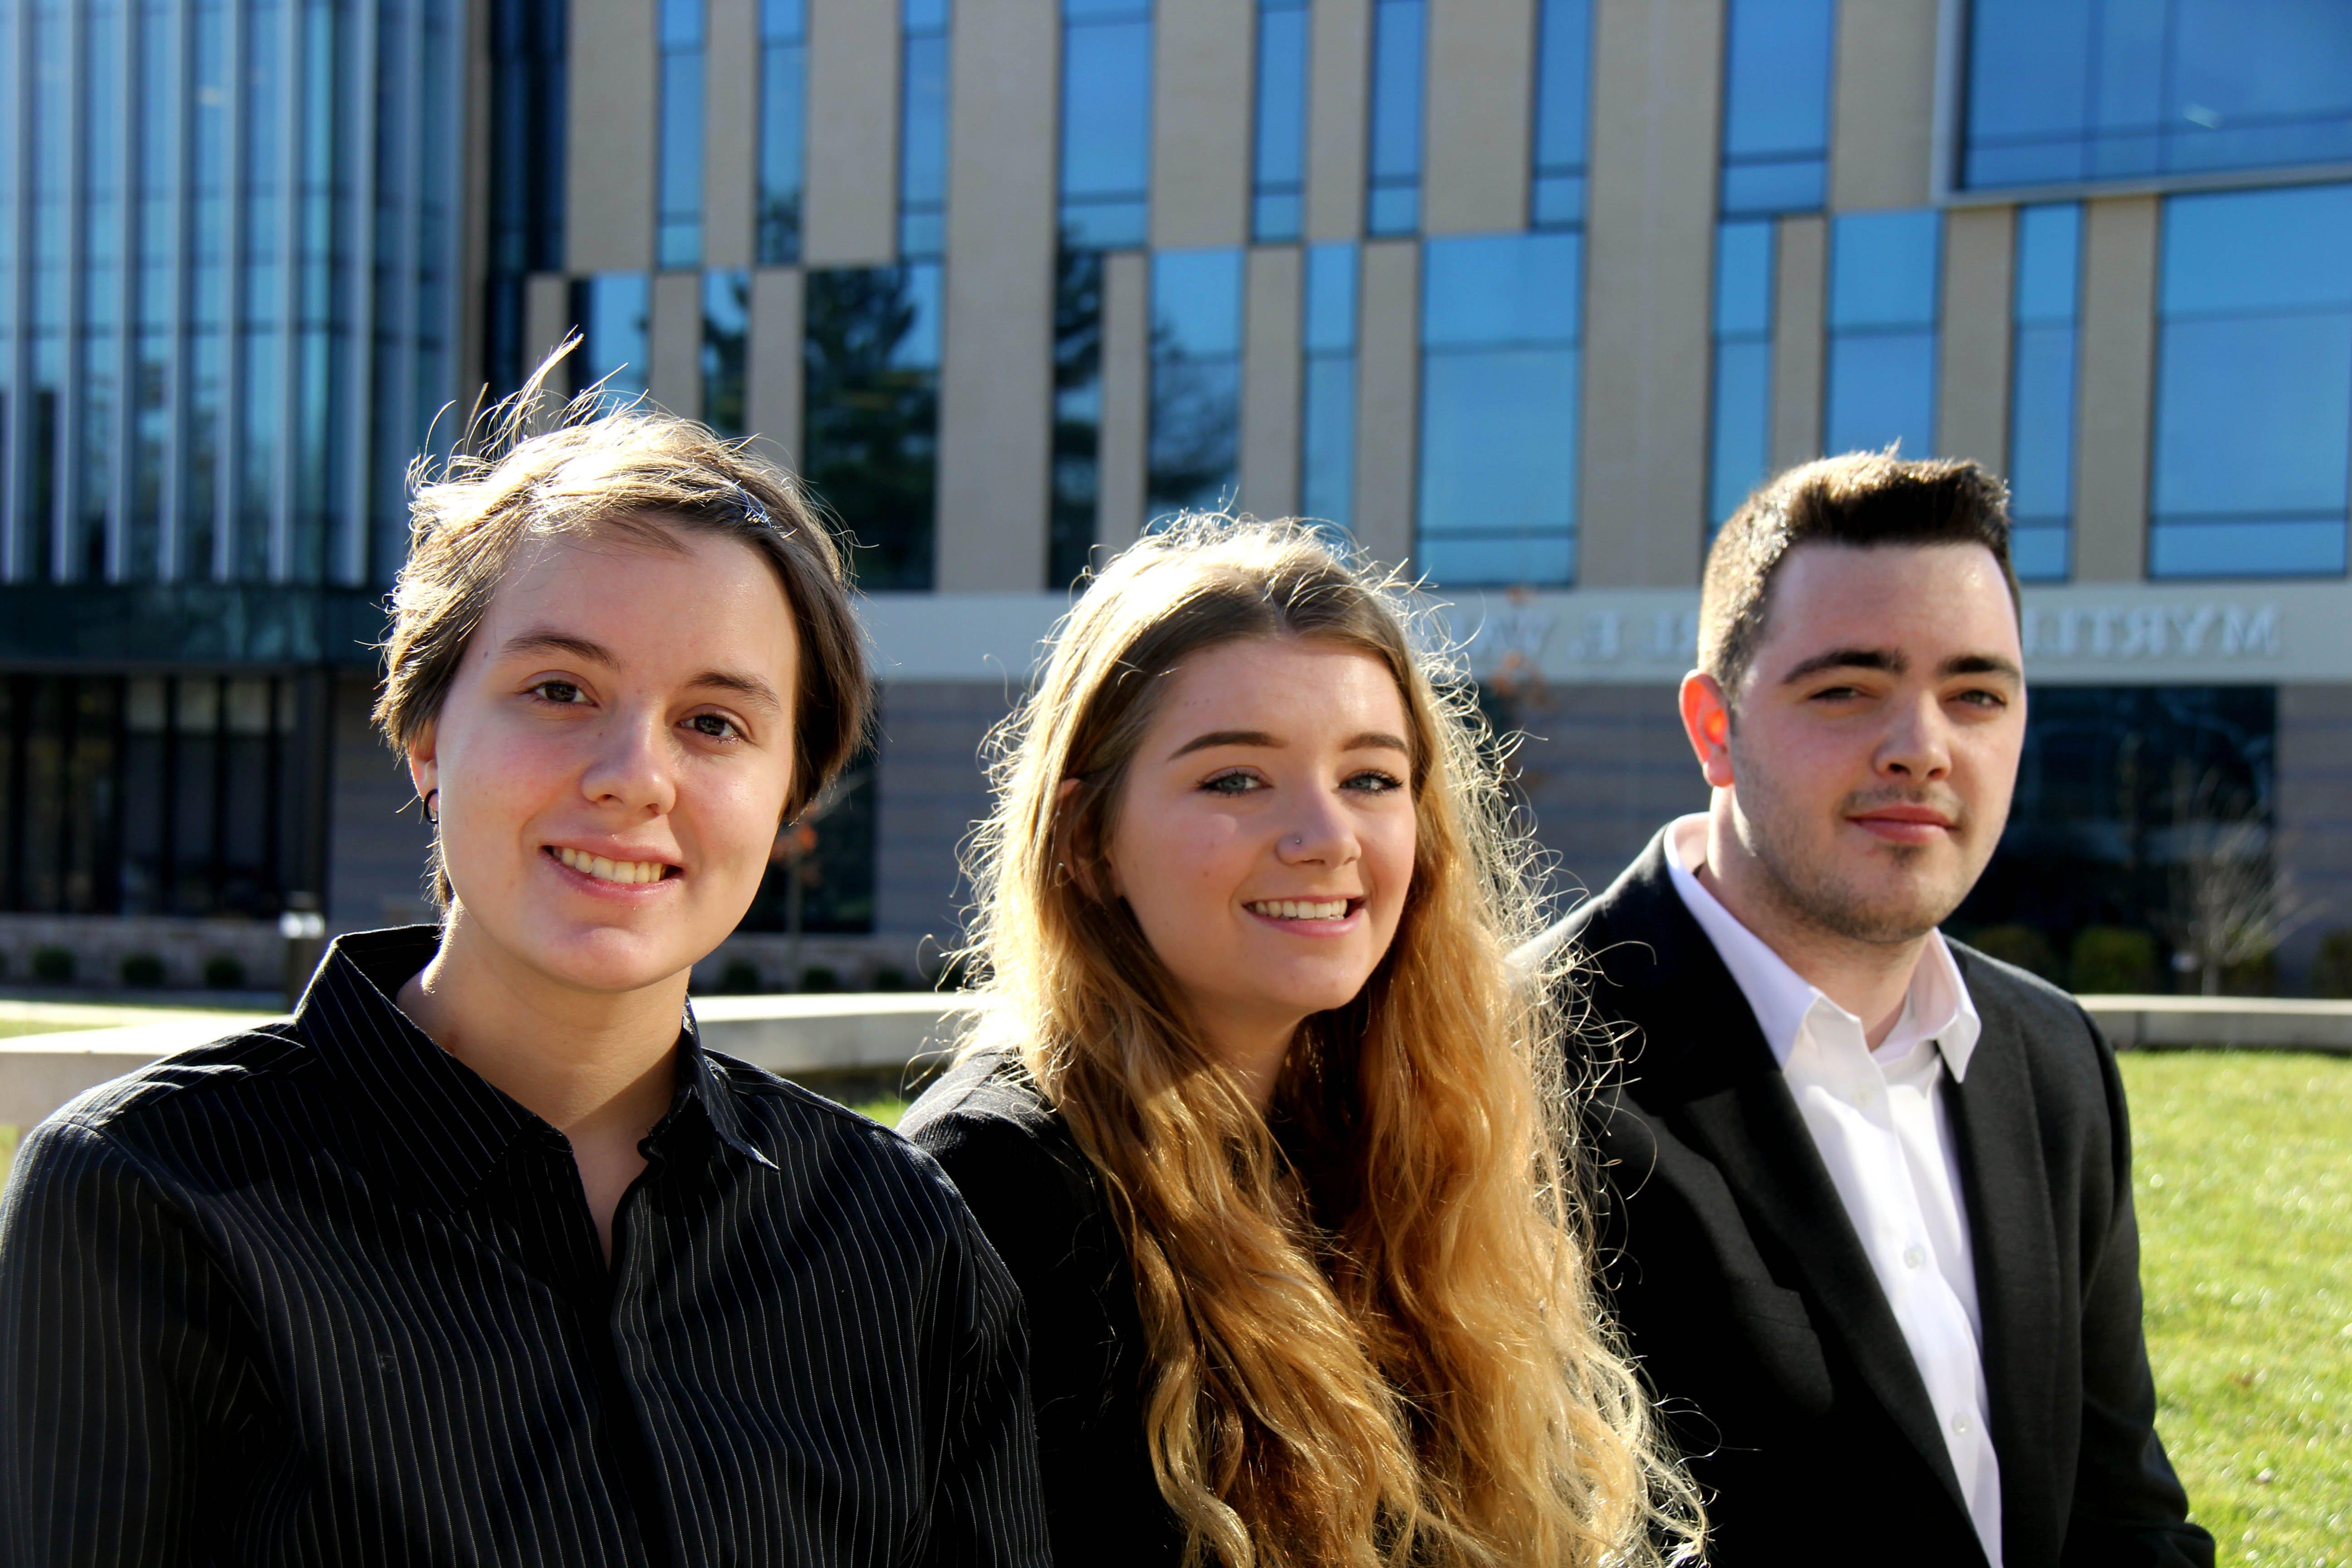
[1828,0,1938,211]
[804,0,902,266]
[1098,251,1153,553]
[649,270,704,417]
[1152,0,1252,248]
[1578,0,1722,587]
[2074,194,2159,582]
[566,0,657,273]
[1305,0,1371,242]
[748,267,805,468]
[935,0,1059,590]
[1938,203,2015,469]
[1423,0,1536,235]
[1769,214,1827,472]
[704,0,760,270]
[1352,238,1420,569]
[1240,245,1304,519]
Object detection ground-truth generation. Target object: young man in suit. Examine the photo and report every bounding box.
[1530,453,2212,1566]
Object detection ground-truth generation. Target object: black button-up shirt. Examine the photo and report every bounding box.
[0,927,1050,1567]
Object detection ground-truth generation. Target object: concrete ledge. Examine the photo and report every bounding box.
[2078,995,2352,1054]
[9,992,2346,1135]
[0,995,983,1131]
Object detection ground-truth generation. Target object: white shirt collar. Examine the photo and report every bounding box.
[1662,814,1980,1080]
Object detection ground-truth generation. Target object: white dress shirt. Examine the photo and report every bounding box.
[1664,815,2004,1566]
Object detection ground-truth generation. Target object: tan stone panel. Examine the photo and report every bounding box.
[704,0,759,270]
[804,0,900,266]
[1423,0,1535,235]
[2073,194,2159,582]
[649,270,704,419]
[1152,0,1253,248]
[1828,0,1937,212]
[1099,252,1152,554]
[748,267,805,470]
[1306,0,1371,242]
[936,0,1058,591]
[1240,246,1305,519]
[522,273,576,428]
[1769,214,1827,472]
[1937,203,2015,470]
[566,0,657,273]
[1578,0,1722,587]
[1353,239,1420,569]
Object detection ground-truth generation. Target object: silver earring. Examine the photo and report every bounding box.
[422,789,440,825]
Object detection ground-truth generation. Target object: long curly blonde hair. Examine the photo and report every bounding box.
[957,516,1700,1568]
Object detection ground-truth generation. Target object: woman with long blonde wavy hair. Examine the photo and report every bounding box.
[901,516,1699,1568]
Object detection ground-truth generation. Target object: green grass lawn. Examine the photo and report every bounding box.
[2122,1052,2351,1565]
[0,1019,103,1039]
[0,1058,2342,1565]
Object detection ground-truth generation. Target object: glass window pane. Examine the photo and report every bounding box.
[657,0,705,269]
[1302,242,1358,533]
[1963,0,2352,189]
[803,264,943,590]
[2161,184,2352,316]
[760,0,807,264]
[1417,233,1582,586]
[573,272,651,407]
[702,269,750,437]
[1149,249,1245,518]
[1252,0,1308,242]
[1060,6,1152,248]
[1830,209,1941,329]
[1825,330,1937,458]
[1366,0,1424,236]
[1529,0,1590,226]
[1720,0,1832,214]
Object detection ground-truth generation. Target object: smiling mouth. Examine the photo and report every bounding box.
[1244,897,1359,921]
[548,846,678,886]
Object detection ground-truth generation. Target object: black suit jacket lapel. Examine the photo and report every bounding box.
[1945,949,2067,1558]
[1572,833,1972,1519]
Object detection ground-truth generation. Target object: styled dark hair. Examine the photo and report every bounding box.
[376,349,871,907]
[1699,450,2019,698]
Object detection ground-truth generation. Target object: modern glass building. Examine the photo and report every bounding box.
[7,0,2352,995]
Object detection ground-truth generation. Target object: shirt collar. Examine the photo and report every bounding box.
[296,926,774,1210]
[1662,815,1980,1081]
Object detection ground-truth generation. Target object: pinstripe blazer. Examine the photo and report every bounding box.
[0,926,1051,1567]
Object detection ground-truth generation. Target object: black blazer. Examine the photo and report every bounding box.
[1543,831,2212,1568]
[901,1049,1187,1568]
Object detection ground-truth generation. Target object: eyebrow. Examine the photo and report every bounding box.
[1779,647,2023,685]
[1166,728,1411,760]
[499,628,785,712]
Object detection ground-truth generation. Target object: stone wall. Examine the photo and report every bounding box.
[0,910,289,991]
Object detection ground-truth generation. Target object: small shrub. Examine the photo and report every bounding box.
[31,946,74,985]
[719,957,763,994]
[1964,924,2063,984]
[868,966,910,993]
[2310,929,2352,999]
[2070,926,2159,995]
[201,954,247,991]
[2220,946,2276,997]
[120,952,168,989]
[799,965,841,993]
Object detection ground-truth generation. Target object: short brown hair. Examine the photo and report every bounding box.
[376,360,870,906]
[1699,451,2019,698]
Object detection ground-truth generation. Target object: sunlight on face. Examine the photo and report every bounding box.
[1104,637,1419,1064]
[1723,542,2026,942]
[410,524,800,994]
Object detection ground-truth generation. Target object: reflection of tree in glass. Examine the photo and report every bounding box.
[803,267,937,591]
[740,759,877,937]
[758,193,801,268]
[1145,326,1240,519]
[1050,244,1105,587]
[702,271,750,438]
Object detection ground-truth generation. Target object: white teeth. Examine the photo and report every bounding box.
[555,847,668,885]
[1249,898,1349,921]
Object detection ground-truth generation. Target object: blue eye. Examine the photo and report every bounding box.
[1201,770,1261,795]
[1343,769,1404,794]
